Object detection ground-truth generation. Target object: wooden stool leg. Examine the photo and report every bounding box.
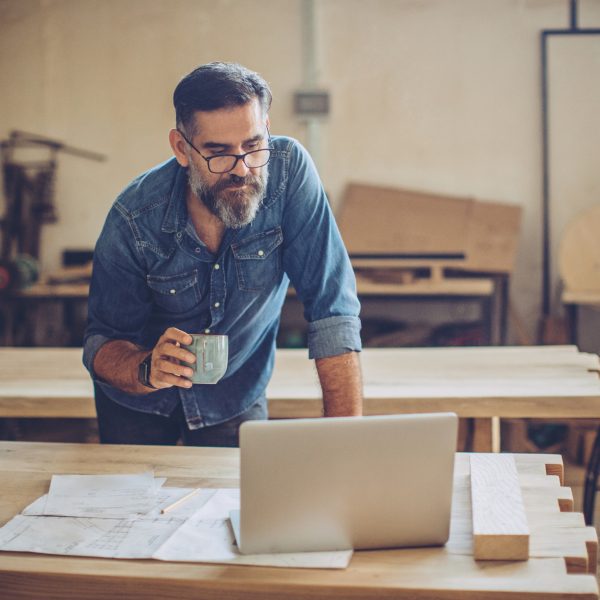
[472,418,495,452]
[491,417,501,453]
[583,425,600,525]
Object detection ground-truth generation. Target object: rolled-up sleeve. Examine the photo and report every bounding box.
[82,333,112,378]
[281,139,362,360]
[307,315,362,360]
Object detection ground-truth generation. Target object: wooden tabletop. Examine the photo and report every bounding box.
[14,277,493,300]
[354,273,495,296]
[0,441,596,599]
[268,345,600,419]
[0,345,598,421]
[13,282,90,298]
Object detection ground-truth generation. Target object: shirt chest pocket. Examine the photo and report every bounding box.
[146,270,201,313]
[231,227,283,292]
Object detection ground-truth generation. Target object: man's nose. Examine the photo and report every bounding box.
[230,156,250,177]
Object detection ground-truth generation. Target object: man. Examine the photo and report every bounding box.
[83,62,362,447]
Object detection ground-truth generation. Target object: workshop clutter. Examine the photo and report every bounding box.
[501,418,600,467]
[0,254,39,293]
[334,182,522,347]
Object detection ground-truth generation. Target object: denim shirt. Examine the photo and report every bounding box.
[83,135,361,429]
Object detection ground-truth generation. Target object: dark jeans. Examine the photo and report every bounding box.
[94,384,267,447]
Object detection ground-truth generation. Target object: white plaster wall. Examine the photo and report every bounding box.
[1,0,599,346]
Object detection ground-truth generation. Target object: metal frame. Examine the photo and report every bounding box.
[540,0,600,525]
[540,0,600,320]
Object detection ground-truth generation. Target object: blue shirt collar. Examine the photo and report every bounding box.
[161,162,189,234]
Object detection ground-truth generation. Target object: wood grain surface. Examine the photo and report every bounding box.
[470,454,529,560]
[0,443,597,599]
[0,346,599,422]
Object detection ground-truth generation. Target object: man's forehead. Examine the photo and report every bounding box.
[191,99,266,141]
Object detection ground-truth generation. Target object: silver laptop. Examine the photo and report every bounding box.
[230,412,458,554]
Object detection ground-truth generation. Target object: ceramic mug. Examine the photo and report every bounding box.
[181,334,228,384]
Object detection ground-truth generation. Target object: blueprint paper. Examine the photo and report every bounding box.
[0,485,352,569]
[154,488,353,569]
[23,484,213,519]
[43,472,158,518]
[0,514,185,559]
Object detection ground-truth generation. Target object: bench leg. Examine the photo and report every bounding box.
[472,418,499,452]
[583,425,600,525]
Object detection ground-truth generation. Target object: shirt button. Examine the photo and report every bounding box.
[258,250,265,257]
[214,302,220,308]
[195,247,201,253]
[204,329,210,334]
[169,289,176,295]
[214,264,220,270]
[176,232,182,240]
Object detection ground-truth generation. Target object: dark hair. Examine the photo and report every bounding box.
[173,62,272,134]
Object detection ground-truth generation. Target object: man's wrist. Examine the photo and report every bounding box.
[137,353,157,389]
[93,341,156,395]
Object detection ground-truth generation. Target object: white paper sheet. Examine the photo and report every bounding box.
[24,486,214,519]
[0,485,352,569]
[0,514,185,558]
[43,472,159,518]
[154,489,353,569]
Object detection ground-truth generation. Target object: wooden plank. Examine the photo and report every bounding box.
[14,283,89,298]
[337,183,521,275]
[449,474,594,574]
[464,200,522,273]
[354,275,494,296]
[1,347,597,382]
[0,396,96,418]
[470,454,530,560]
[0,348,599,429]
[7,393,600,422]
[337,183,472,257]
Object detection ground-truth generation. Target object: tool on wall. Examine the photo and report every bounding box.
[0,130,105,293]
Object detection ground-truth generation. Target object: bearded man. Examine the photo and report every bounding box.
[84,62,362,447]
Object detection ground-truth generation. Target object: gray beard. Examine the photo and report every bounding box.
[187,162,268,229]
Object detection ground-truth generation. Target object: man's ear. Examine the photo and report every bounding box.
[169,129,189,167]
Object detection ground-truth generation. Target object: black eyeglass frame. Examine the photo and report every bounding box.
[177,127,273,174]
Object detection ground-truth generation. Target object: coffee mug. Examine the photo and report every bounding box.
[181,334,228,384]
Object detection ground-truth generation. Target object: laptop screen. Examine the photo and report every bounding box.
[235,412,458,554]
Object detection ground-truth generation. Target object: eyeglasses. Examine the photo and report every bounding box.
[177,128,273,174]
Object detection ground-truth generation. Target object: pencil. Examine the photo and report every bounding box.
[160,488,201,514]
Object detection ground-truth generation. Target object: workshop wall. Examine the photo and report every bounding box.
[1,0,599,346]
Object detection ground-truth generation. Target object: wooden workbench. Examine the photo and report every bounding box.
[0,345,599,452]
[0,282,90,346]
[0,441,597,599]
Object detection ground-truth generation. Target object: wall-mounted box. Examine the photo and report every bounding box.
[294,91,330,116]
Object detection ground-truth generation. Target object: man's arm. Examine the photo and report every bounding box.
[315,351,363,417]
[93,328,196,394]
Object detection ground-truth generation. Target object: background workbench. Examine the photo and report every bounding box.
[0,271,506,347]
[0,345,598,454]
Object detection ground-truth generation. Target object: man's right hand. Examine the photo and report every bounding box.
[148,327,196,389]
[93,329,197,395]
